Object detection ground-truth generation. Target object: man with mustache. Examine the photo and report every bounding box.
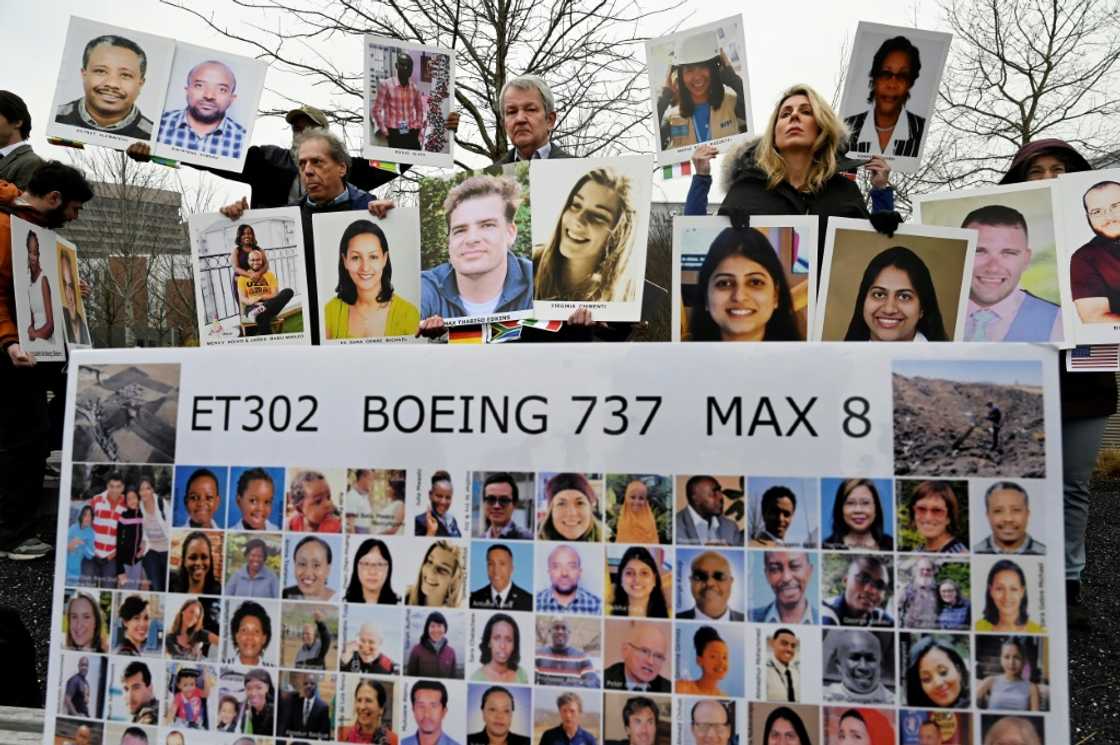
[677,551,744,621]
[961,205,1061,341]
[823,630,895,704]
[822,555,895,627]
[604,622,671,692]
[749,551,818,624]
[56,35,153,138]
[535,544,600,614]
[1071,180,1120,324]
[974,481,1046,554]
[372,53,427,152]
[157,59,247,159]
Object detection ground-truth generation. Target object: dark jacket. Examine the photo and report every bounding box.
[719,139,869,273]
[406,638,457,678]
[469,581,533,611]
[469,731,531,745]
[844,110,926,158]
[499,142,573,163]
[295,183,375,344]
[0,144,43,190]
[279,690,332,739]
[603,661,671,692]
[205,144,404,209]
[1000,138,1117,419]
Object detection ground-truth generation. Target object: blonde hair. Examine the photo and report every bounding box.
[754,84,847,193]
[406,540,463,607]
[534,168,637,302]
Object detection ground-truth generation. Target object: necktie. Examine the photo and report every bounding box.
[629,684,647,692]
[303,699,312,725]
[785,669,795,702]
[494,592,505,608]
[969,308,998,341]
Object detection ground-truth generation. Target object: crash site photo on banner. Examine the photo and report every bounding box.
[837,22,952,174]
[42,343,1069,745]
[644,16,753,168]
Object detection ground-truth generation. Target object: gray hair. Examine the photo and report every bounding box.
[984,481,1029,509]
[500,75,556,117]
[294,127,351,172]
[289,469,328,505]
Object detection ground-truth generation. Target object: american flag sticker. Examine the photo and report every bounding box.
[1066,344,1120,372]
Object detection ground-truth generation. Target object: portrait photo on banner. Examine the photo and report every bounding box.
[56,237,92,348]
[530,155,652,321]
[915,180,1065,344]
[363,35,455,167]
[672,215,817,343]
[188,205,311,346]
[815,218,976,342]
[151,40,267,171]
[644,15,753,167]
[419,162,533,326]
[312,208,422,343]
[10,216,67,361]
[47,16,175,149]
[1053,166,1120,345]
[837,21,952,174]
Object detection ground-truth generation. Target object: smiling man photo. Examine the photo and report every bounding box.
[56,34,153,138]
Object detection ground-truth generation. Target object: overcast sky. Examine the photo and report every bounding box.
[2,0,942,206]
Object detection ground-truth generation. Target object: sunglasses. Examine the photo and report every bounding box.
[483,495,514,506]
[691,570,730,583]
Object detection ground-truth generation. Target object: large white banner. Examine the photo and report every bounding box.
[46,344,1067,745]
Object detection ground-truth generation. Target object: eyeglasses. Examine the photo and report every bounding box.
[358,559,389,571]
[691,723,730,734]
[691,570,729,583]
[1087,201,1120,220]
[853,572,888,592]
[483,496,514,506]
[625,642,667,664]
[914,505,948,519]
[874,70,912,83]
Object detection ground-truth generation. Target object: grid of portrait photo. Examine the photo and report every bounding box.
[53,358,1058,745]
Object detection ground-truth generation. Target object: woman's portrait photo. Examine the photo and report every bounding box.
[111,593,163,657]
[282,534,343,602]
[224,533,282,599]
[821,478,894,552]
[974,556,1046,633]
[345,536,402,605]
[56,238,92,346]
[405,608,465,679]
[644,16,752,165]
[897,480,970,554]
[188,206,310,345]
[340,604,403,674]
[675,219,809,342]
[314,210,422,342]
[62,590,111,653]
[163,595,220,662]
[606,545,672,618]
[223,598,279,667]
[530,156,652,320]
[536,472,604,542]
[821,707,896,745]
[469,611,530,684]
[403,539,465,608]
[10,218,66,360]
[975,635,1049,712]
[896,557,971,631]
[675,622,744,697]
[748,703,819,745]
[838,22,951,173]
[816,220,973,342]
[980,715,1045,745]
[604,474,671,545]
[168,529,223,595]
[901,633,971,709]
[337,675,399,745]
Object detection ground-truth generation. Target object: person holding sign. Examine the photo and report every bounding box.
[157,60,247,158]
[843,246,948,341]
[325,218,420,340]
[237,249,295,335]
[657,32,746,150]
[844,36,926,158]
[54,35,154,138]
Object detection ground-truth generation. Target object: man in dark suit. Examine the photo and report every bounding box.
[0,91,43,190]
[674,476,742,545]
[278,672,332,740]
[603,623,671,693]
[469,544,532,611]
[497,76,572,163]
[467,686,530,745]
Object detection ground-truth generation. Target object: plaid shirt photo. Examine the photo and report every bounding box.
[157,108,247,158]
[535,585,602,615]
[371,79,426,135]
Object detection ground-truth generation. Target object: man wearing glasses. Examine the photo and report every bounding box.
[689,700,733,745]
[822,555,895,627]
[677,551,744,621]
[470,544,532,611]
[476,472,533,539]
[604,622,671,692]
[1071,180,1120,324]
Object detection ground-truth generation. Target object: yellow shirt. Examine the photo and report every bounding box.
[324,294,420,339]
[237,272,277,304]
[975,618,1045,633]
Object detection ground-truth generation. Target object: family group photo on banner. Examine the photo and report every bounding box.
[3,3,1117,745]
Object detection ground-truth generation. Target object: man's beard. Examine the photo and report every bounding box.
[397,70,412,85]
[189,103,225,124]
[42,205,68,229]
